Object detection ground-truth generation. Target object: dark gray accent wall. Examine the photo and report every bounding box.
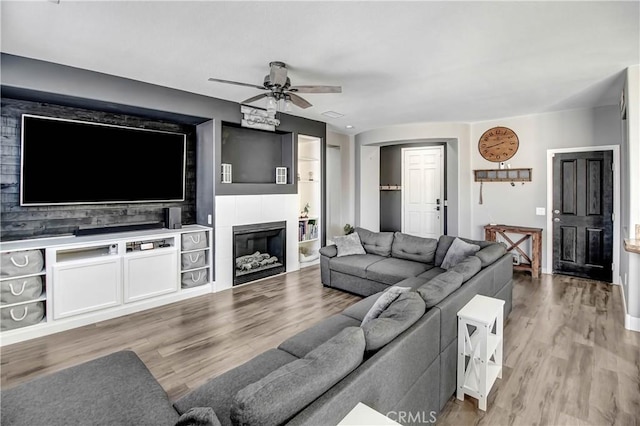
[0,97,197,241]
[1,54,328,244]
[379,142,447,233]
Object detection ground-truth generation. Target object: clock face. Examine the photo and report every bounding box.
[478,126,519,162]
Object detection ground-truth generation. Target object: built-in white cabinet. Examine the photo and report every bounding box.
[52,255,121,319]
[298,134,322,267]
[0,225,212,346]
[123,247,178,303]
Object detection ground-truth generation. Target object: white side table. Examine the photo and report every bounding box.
[457,294,505,411]
[337,402,401,426]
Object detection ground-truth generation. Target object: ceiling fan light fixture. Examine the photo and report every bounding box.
[266,95,277,114]
[282,96,293,113]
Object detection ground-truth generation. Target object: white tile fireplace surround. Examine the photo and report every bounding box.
[215,194,300,291]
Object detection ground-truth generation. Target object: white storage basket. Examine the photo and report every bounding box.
[181,232,208,250]
[1,276,43,305]
[1,250,44,277]
[1,301,45,331]
[181,251,207,270]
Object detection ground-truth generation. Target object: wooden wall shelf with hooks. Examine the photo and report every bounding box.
[474,168,532,182]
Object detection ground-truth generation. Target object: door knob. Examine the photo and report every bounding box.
[554,218,560,222]
[553,209,560,214]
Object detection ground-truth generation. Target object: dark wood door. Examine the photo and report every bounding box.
[552,151,613,282]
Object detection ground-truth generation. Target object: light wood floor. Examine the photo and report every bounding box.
[1,266,639,425]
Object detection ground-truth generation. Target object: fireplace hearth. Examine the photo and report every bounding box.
[233,221,286,285]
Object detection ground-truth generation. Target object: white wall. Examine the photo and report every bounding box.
[469,106,622,273]
[327,131,356,229]
[620,65,640,328]
[355,122,472,237]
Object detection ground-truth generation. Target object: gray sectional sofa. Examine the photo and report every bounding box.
[1,229,513,426]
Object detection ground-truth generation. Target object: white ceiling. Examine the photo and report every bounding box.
[2,1,639,135]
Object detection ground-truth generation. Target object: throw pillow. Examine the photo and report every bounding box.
[230,327,365,426]
[361,292,426,352]
[361,286,411,326]
[440,238,480,269]
[175,407,222,426]
[333,232,366,257]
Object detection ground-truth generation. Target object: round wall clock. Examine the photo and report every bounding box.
[478,126,519,162]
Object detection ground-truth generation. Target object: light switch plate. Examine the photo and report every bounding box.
[536,207,546,216]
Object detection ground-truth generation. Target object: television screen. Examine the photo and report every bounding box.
[20,114,186,206]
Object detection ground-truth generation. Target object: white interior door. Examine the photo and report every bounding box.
[401,146,444,238]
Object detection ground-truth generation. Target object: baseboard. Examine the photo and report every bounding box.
[618,283,640,332]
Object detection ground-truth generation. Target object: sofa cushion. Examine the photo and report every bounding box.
[330,254,385,278]
[391,232,438,264]
[361,292,426,352]
[440,238,481,269]
[475,243,507,267]
[365,257,431,285]
[417,270,464,308]
[448,255,482,282]
[434,235,493,266]
[391,276,431,292]
[333,232,366,257]
[278,314,362,358]
[1,350,180,426]
[342,292,383,321]
[355,227,394,257]
[174,348,299,425]
[417,267,446,281]
[176,407,222,426]
[230,327,365,426]
[361,285,411,326]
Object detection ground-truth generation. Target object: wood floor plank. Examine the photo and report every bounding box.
[1,267,639,426]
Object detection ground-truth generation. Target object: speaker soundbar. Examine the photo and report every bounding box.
[74,222,164,236]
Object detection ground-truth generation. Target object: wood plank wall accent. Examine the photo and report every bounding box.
[0,97,197,241]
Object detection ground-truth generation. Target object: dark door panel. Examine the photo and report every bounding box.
[552,151,613,282]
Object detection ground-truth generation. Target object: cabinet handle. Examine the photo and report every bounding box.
[9,281,27,296]
[188,253,200,263]
[189,235,201,244]
[10,307,28,322]
[10,255,29,268]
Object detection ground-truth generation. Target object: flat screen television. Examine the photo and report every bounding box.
[20,114,186,206]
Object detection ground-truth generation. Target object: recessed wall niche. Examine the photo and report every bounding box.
[221,122,294,184]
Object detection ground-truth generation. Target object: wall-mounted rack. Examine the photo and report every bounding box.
[474,168,532,182]
[380,185,402,191]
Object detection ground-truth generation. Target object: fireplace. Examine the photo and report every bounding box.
[233,221,286,285]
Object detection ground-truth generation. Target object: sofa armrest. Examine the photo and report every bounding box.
[319,245,338,258]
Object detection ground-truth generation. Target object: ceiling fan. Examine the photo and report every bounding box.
[208,61,341,110]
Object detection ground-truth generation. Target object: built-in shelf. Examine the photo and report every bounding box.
[299,180,319,184]
[474,168,532,182]
[299,156,319,162]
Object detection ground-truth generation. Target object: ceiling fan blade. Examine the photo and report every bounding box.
[208,78,265,90]
[269,61,288,88]
[240,93,268,105]
[287,92,313,109]
[288,85,342,94]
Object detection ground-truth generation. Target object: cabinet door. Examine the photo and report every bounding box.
[52,258,121,319]
[123,249,178,303]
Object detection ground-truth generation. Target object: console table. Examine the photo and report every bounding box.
[484,224,542,278]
